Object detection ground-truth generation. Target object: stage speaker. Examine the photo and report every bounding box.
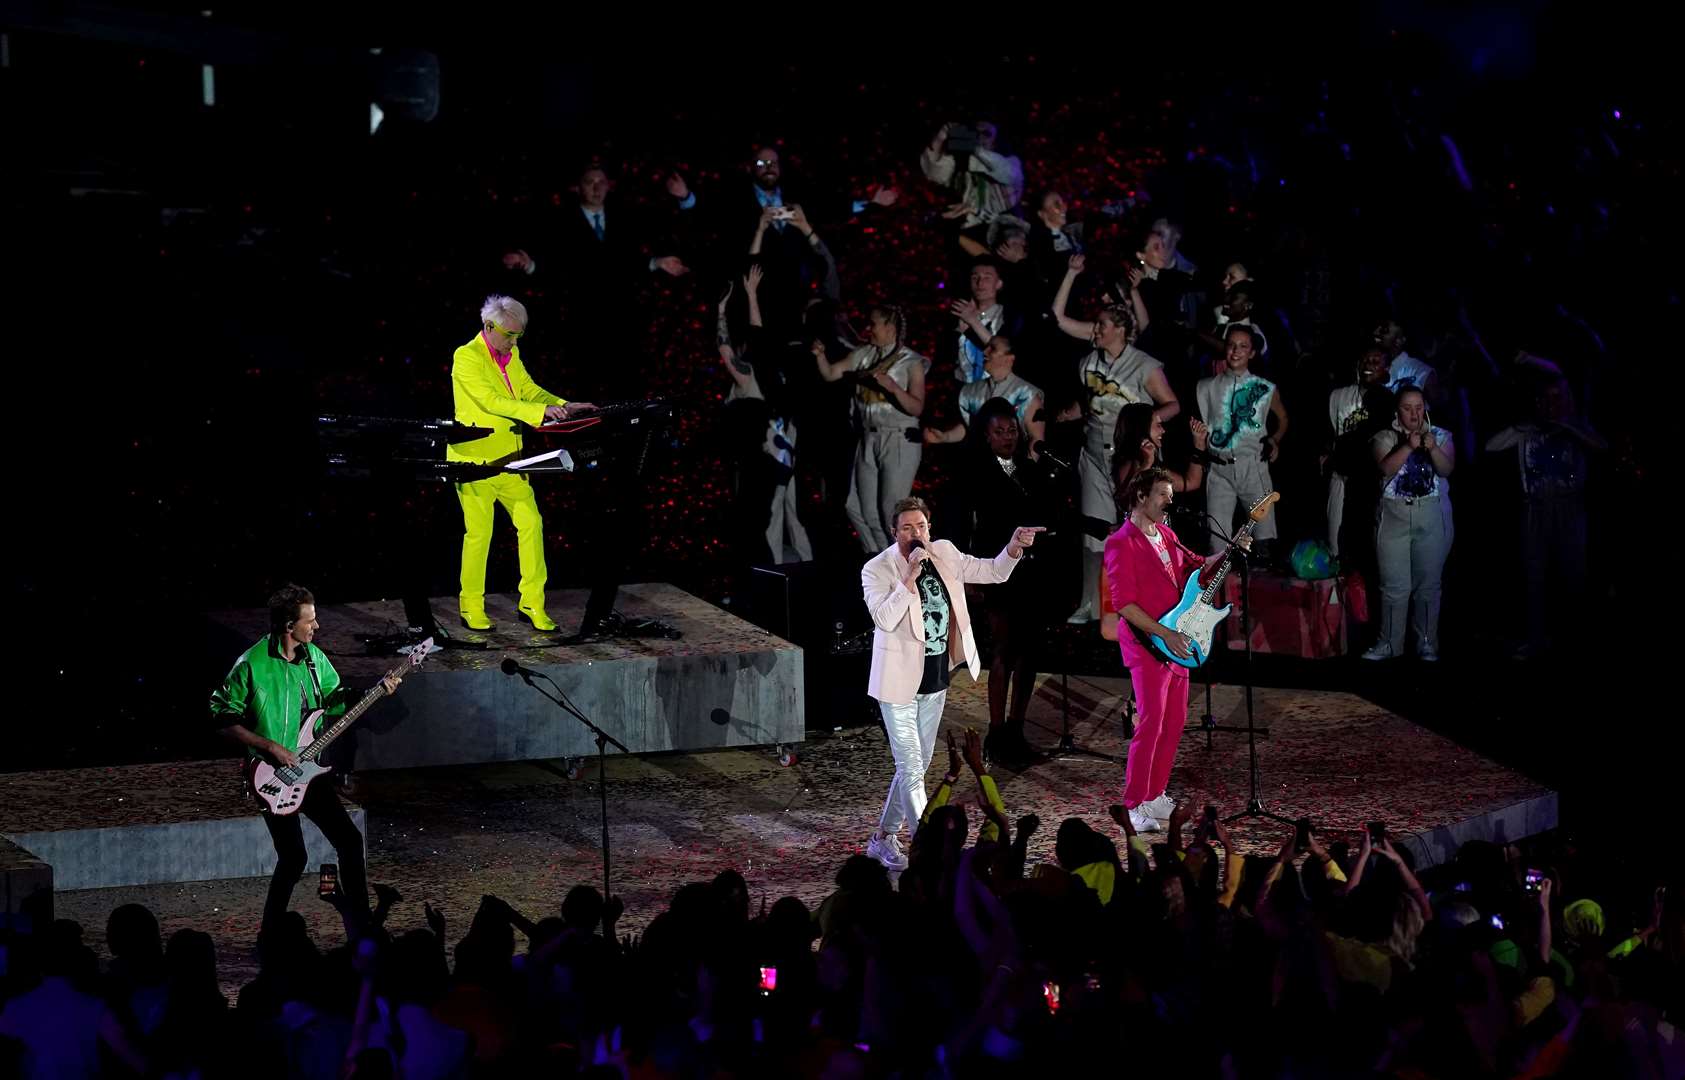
[746,561,877,731]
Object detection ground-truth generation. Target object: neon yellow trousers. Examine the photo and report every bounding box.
[456,473,548,617]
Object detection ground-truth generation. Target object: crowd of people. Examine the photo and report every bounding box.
[473,116,1608,675]
[3,766,1678,1077]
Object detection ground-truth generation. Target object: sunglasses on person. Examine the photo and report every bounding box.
[485,320,524,340]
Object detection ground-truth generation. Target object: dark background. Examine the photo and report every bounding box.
[3,7,1672,810]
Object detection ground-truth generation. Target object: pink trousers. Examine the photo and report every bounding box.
[1122,653,1191,809]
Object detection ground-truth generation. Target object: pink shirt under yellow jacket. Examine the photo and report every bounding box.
[446,332,565,465]
[1104,519,1201,668]
[484,330,515,392]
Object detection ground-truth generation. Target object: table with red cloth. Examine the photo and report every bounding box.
[1220,571,1362,659]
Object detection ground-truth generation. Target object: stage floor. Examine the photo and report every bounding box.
[51,674,1554,995]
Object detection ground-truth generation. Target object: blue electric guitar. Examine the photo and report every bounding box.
[1149,492,1280,667]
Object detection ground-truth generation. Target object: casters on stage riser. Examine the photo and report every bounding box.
[562,748,797,773]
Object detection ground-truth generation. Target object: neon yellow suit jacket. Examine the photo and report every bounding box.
[446,333,567,464]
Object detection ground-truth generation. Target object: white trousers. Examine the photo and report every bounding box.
[876,691,948,836]
[1206,456,1279,553]
[766,481,814,563]
[1326,472,1347,557]
[846,428,922,553]
[1374,496,1453,655]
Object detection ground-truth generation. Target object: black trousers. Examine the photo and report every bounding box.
[260,779,367,931]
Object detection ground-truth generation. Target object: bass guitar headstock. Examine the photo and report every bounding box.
[399,637,436,668]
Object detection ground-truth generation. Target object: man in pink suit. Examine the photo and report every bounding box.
[861,496,1045,870]
[1103,468,1248,833]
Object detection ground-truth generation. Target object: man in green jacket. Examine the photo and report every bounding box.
[213,584,400,930]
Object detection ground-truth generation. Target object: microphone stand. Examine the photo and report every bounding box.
[1049,668,1121,764]
[1193,513,1292,829]
[1046,504,1121,764]
[508,668,629,899]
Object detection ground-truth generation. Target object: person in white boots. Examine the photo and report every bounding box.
[860,496,1044,870]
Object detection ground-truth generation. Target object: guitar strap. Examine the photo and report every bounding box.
[1167,530,1207,562]
[1161,527,1215,593]
[301,649,325,710]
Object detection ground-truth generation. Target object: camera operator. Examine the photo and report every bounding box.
[920,119,1025,233]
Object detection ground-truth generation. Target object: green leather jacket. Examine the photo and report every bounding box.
[210,635,350,754]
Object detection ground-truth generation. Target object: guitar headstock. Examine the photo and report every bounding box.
[400,638,436,667]
[1248,492,1281,522]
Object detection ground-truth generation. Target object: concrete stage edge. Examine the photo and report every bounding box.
[206,583,806,771]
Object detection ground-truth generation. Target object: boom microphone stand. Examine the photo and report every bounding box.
[501,659,629,898]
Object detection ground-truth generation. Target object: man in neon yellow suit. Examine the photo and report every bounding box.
[447,295,594,631]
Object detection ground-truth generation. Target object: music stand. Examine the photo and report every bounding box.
[1044,514,1129,764]
[316,416,501,655]
[565,433,680,643]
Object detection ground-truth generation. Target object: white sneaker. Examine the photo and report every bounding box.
[1066,604,1097,626]
[1361,644,1395,661]
[1147,793,1176,817]
[1128,806,1163,833]
[865,831,908,871]
[1417,647,1440,662]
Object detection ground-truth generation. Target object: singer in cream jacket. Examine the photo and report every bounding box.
[858,496,1045,872]
[863,539,1021,705]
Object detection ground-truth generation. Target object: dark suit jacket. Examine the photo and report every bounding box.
[706,182,848,338]
[961,449,1060,616]
[527,199,683,312]
[1135,269,1196,360]
[504,197,691,397]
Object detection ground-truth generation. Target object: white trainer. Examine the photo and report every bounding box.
[865,831,908,871]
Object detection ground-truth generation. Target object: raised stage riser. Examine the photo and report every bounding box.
[342,649,805,771]
[1,837,52,918]
[5,810,364,891]
[1401,792,1559,869]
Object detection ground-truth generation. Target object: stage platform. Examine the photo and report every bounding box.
[0,760,362,891]
[205,583,806,772]
[38,674,1555,995]
[1,836,52,919]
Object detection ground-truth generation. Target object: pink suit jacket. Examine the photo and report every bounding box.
[863,538,1021,705]
[1104,519,1201,668]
